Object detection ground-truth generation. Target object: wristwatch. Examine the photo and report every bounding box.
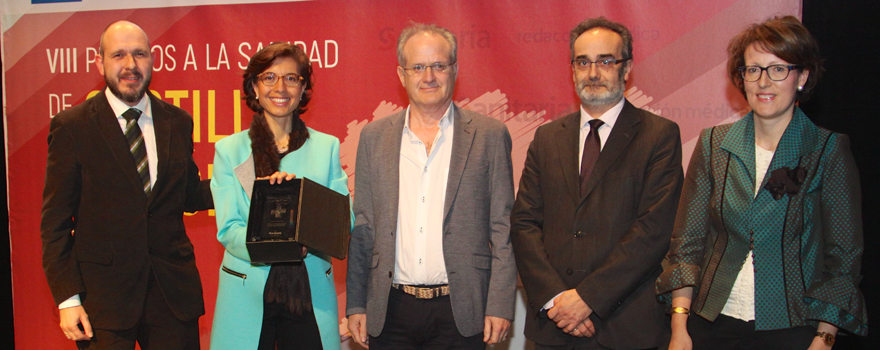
[816,331,835,346]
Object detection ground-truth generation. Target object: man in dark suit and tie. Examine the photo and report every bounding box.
[346,23,517,349]
[511,17,683,349]
[41,20,211,349]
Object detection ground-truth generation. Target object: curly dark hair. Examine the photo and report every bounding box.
[242,42,314,115]
[727,16,824,102]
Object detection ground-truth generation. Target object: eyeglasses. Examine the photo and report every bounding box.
[738,65,800,82]
[571,57,630,71]
[257,72,304,87]
[401,62,456,76]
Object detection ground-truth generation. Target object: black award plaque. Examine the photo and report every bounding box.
[245,177,351,263]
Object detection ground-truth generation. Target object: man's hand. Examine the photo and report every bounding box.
[347,313,369,349]
[59,306,92,341]
[483,316,511,344]
[547,289,594,336]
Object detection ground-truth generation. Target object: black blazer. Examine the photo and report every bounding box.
[511,101,683,348]
[41,89,212,330]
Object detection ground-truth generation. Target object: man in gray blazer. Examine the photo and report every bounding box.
[511,17,683,349]
[346,23,516,349]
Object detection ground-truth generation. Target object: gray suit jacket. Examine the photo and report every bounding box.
[346,106,517,337]
[511,100,683,348]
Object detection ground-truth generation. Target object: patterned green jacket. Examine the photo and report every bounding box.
[656,108,868,335]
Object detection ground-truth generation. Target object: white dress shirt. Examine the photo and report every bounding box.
[393,104,455,286]
[578,97,625,168]
[59,91,157,309]
[720,144,773,321]
[542,98,626,310]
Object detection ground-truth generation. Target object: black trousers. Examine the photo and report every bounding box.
[369,286,484,350]
[534,336,661,350]
[257,301,323,350]
[533,338,613,350]
[76,273,199,350]
[688,314,814,350]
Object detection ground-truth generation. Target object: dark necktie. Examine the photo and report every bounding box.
[122,108,151,196]
[579,119,604,195]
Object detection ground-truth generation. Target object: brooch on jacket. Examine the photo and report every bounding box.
[764,166,806,200]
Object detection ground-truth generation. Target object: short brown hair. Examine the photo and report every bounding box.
[727,16,824,102]
[242,42,314,115]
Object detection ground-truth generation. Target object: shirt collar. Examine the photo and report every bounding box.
[106,89,151,121]
[403,103,455,135]
[579,97,624,130]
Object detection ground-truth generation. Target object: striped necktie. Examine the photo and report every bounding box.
[122,108,151,196]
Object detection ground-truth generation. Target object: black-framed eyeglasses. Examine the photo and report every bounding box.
[738,65,801,82]
[401,62,456,76]
[257,72,304,87]
[571,57,631,71]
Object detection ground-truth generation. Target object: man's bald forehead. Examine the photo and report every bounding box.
[99,20,150,55]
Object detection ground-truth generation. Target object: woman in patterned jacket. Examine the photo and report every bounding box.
[656,16,867,350]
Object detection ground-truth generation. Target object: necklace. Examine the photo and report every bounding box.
[276,135,289,153]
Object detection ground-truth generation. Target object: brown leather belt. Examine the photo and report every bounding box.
[392,284,450,299]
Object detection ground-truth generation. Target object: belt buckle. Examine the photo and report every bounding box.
[416,287,434,299]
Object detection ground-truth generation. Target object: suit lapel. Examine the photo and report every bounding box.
[151,93,171,202]
[554,113,582,206]
[443,107,475,220]
[719,113,756,186]
[91,90,146,196]
[579,101,640,201]
[768,108,817,169]
[380,112,405,228]
[235,154,256,201]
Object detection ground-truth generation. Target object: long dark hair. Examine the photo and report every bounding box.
[244,42,313,176]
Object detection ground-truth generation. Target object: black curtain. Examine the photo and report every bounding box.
[801,0,880,349]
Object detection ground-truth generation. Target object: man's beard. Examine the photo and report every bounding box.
[106,70,150,104]
[576,68,626,107]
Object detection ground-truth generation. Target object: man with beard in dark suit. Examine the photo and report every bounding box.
[41,20,211,349]
[511,17,683,349]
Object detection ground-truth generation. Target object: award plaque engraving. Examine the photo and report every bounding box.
[246,177,351,263]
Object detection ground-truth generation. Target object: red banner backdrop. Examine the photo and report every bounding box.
[3,0,799,348]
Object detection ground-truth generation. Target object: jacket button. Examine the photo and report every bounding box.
[566,268,573,275]
[147,212,152,217]
[574,230,583,237]
[388,271,392,278]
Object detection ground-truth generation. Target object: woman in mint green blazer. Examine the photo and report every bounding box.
[657,17,867,350]
[209,43,347,350]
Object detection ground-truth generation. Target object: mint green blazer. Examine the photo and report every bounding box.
[209,127,349,349]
